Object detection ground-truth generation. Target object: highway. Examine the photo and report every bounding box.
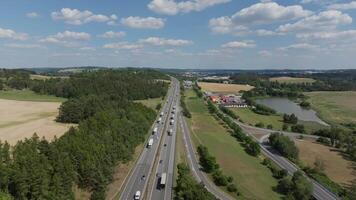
[178,113,234,200]
[119,78,179,200]
[148,78,180,200]
[233,119,340,200]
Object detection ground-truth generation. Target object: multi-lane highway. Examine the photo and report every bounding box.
[148,80,180,200]
[119,78,179,200]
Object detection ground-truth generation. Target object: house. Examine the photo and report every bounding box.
[209,95,219,103]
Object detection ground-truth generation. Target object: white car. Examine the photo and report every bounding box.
[134,191,141,200]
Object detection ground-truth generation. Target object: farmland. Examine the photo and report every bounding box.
[185,90,282,200]
[296,139,356,185]
[198,82,254,94]
[0,98,72,145]
[306,91,356,127]
[269,76,315,84]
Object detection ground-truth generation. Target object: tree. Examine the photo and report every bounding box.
[282,124,289,131]
[155,103,162,111]
[291,124,305,133]
[269,133,299,160]
[283,114,298,124]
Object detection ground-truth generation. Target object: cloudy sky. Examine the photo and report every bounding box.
[1,0,356,69]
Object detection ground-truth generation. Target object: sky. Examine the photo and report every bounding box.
[0,0,356,69]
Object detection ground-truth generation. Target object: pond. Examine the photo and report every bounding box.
[255,97,328,126]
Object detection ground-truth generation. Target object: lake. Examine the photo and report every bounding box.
[255,97,328,126]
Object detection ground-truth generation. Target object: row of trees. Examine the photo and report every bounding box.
[0,69,168,199]
[179,83,191,118]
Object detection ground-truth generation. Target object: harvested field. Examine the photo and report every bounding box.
[0,99,72,145]
[296,139,356,185]
[269,77,315,84]
[198,82,253,94]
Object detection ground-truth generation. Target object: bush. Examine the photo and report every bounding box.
[255,122,265,128]
[227,184,238,193]
[212,170,228,186]
[267,124,273,129]
[283,114,298,124]
[291,124,305,133]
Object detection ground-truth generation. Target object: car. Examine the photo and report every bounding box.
[159,160,163,163]
[141,175,146,181]
[134,191,141,200]
[164,144,167,147]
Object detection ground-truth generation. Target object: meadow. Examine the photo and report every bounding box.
[198,82,254,94]
[185,90,282,200]
[269,76,315,84]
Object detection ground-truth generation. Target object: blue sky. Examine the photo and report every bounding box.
[0,0,356,69]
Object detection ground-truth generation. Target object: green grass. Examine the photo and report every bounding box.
[135,97,163,110]
[0,90,66,102]
[230,107,326,133]
[269,77,315,84]
[306,91,356,128]
[185,90,282,200]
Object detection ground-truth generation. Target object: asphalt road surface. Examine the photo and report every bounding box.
[119,78,179,200]
[148,79,180,200]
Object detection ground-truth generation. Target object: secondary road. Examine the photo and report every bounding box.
[119,78,179,200]
[233,119,340,200]
[148,78,180,200]
[178,113,234,200]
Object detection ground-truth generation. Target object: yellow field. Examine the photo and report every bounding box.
[198,82,254,93]
[296,139,355,185]
[0,99,72,145]
[269,77,315,84]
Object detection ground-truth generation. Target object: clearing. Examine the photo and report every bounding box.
[185,90,282,200]
[296,139,356,185]
[198,82,254,94]
[135,97,163,110]
[0,90,66,102]
[269,77,315,84]
[306,91,356,127]
[0,92,71,145]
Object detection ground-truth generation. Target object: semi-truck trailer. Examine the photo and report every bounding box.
[157,117,162,123]
[147,138,154,148]
[159,173,167,189]
[152,127,158,135]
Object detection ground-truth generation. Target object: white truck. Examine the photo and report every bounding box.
[157,117,162,123]
[159,173,167,189]
[170,114,174,120]
[160,112,164,117]
[168,129,173,136]
[134,191,141,200]
[152,127,158,135]
[147,138,154,148]
[170,119,174,125]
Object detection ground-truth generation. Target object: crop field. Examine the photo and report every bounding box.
[269,77,315,84]
[0,90,66,102]
[0,97,71,145]
[296,139,355,185]
[198,82,254,94]
[185,90,282,200]
[306,91,356,126]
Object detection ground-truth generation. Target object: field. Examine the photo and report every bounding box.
[269,77,315,84]
[0,90,66,102]
[306,91,356,126]
[185,90,282,200]
[135,97,162,110]
[198,82,254,93]
[30,74,51,80]
[0,99,72,145]
[230,108,325,133]
[296,139,356,185]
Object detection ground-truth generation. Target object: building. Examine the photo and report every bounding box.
[183,80,193,88]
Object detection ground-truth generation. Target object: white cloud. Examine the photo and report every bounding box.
[328,1,356,10]
[221,40,256,48]
[148,0,231,15]
[209,2,311,35]
[103,42,144,50]
[0,27,28,40]
[139,37,193,46]
[279,43,319,50]
[297,30,356,40]
[121,16,165,29]
[4,43,43,49]
[26,12,39,19]
[51,8,117,25]
[300,0,338,5]
[277,10,352,33]
[40,31,90,47]
[98,31,126,38]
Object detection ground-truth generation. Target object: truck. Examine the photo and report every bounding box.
[147,138,154,148]
[152,127,158,135]
[134,191,141,200]
[159,173,167,189]
[170,119,174,125]
[157,117,162,123]
[168,129,173,136]
[160,112,164,117]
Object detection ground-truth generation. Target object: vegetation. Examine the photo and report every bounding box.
[283,114,298,124]
[0,90,65,102]
[269,133,299,160]
[252,104,276,115]
[180,83,191,118]
[175,163,217,200]
[277,171,313,200]
[269,77,315,84]
[299,101,311,109]
[291,124,305,133]
[0,69,168,199]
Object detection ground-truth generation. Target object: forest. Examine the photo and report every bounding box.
[0,69,169,200]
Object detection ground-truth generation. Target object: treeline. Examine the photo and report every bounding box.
[175,163,217,200]
[179,82,191,118]
[197,145,239,195]
[0,69,168,199]
[0,69,33,90]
